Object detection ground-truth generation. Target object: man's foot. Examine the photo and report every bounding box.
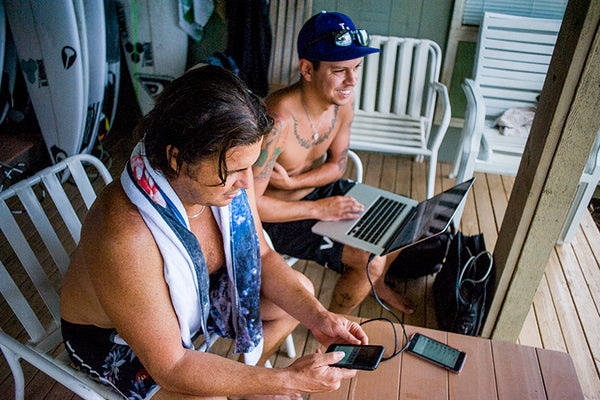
[372,280,416,314]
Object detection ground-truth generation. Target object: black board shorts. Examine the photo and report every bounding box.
[62,319,159,399]
[263,179,356,273]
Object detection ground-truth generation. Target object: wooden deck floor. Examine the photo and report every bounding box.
[1,150,599,399]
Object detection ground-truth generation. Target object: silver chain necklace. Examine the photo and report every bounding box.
[187,205,206,218]
[300,88,324,141]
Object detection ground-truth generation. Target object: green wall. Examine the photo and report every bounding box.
[449,40,476,119]
[311,0,454,51]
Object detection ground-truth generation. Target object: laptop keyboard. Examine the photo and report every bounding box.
[348,196,406,244]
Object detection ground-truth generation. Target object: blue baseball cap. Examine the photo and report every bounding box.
[297,11,380,62]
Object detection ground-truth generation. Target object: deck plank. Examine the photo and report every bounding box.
[349,320,402,400]
[580,210,600,265]
[448,333,497,399]
[518,306,543,348]
[554,242,600,377]
[545,249,600,398]
[530,275,567,352]
[536,347,585,400]
[398,327,448,399]
[570,225,600,315]
[491,340,546,400]
[472,172,498,250]
[486,173,509,231]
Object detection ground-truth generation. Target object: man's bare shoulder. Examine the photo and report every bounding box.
[80,181,154,252]
[265,83,301,122]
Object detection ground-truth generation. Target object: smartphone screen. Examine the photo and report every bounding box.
[326,344,385,371]
[407,333,466,373]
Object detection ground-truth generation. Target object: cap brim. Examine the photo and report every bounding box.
[303,45,380,62]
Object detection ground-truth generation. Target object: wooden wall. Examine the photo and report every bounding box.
[312,0,454,50]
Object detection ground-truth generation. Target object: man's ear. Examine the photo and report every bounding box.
[299,59,313,82]
[166,145,179,172]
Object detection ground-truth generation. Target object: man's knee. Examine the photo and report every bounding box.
[342,247,387,279]
[363,254,386,280]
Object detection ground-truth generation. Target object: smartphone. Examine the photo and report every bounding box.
[325,344,385,371]
[407,333,466,373]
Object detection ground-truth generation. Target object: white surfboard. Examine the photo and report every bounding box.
[116,0,188,115]
[4,0,86,163]
[77,0,106,154]
[99,0,121,140]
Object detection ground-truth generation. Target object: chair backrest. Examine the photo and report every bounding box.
[354,36,442,144]
[474,12,562,119]
[0,155,112,347]
[268,0,313,88]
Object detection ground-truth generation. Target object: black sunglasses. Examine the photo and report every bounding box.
[304,29,371,52]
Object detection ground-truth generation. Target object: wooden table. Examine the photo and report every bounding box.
[311,319,584,399]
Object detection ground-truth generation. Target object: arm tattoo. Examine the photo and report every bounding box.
[338,148,349,173]
[255,118,282,179]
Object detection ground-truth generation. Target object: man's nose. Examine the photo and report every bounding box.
[345,69,358,85]
[237,168,253,189]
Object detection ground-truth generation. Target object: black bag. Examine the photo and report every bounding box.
[433,231,494,336]
[384,229,454,291]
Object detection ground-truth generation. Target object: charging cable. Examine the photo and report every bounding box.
[360,253,410,362]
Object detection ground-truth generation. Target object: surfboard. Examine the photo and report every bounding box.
[116,0,188,115]
[0,3,6,89]
[99,0,121,141]
[76,0,106,154]
[0,30,18,127]
[4,1,86,163]
[0,2,8,124]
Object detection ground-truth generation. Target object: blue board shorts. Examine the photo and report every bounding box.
[263,179,356,273]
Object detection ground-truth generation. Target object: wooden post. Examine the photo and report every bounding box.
[482,0,600,341]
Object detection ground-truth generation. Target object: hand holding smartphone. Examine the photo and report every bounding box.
[325,344,385,371]
[407,333,466,373]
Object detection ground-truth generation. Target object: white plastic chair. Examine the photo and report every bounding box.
[450,12,600,243]
[0,154,119,400]
[450,13,563,179]
[350,35,451,199]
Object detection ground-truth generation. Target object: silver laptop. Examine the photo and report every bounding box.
[311,178,475,255]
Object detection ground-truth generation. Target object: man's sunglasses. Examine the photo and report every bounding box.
[305,29,371,51]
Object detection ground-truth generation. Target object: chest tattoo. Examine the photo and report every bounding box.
[292,106,339,149]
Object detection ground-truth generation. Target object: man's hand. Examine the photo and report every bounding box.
[314,196,364,221]
[283,351,358,394]
[269,163,294,190]
[308,312,368,348]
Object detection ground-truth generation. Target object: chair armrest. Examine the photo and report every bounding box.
[429,82,451,152]
[347,150,363,183]
[462,79,486,155]
[454,79,487,183]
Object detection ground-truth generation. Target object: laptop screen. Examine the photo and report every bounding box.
[383,179,474,254]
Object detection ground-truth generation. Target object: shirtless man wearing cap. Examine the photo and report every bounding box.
[253,11,416,315]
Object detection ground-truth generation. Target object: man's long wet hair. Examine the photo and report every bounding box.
[138,65,273,184]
